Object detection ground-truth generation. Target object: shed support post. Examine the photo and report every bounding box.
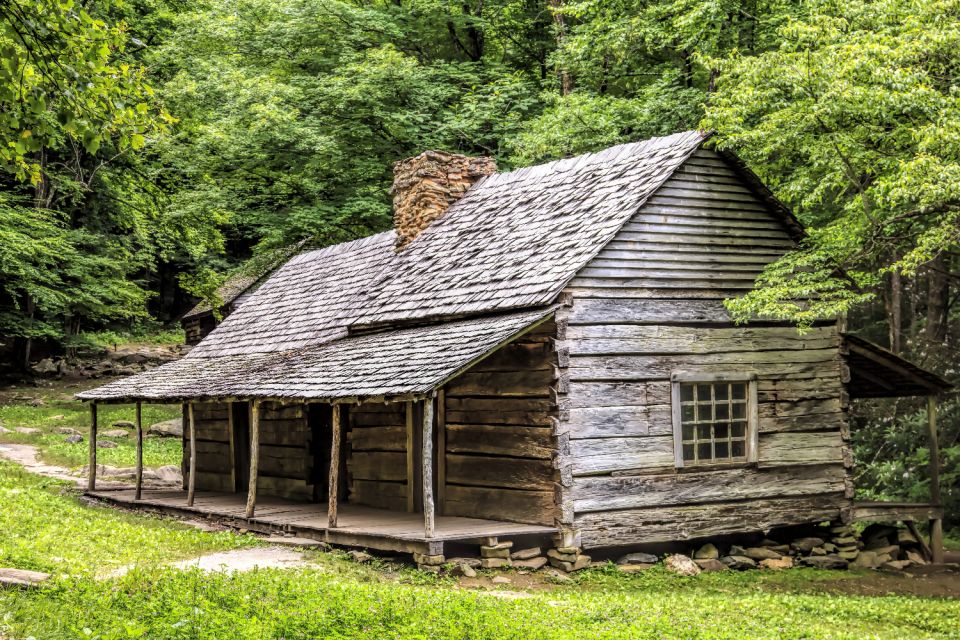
[187,402,196,507]
[87,403,97,492]
[245,400,261,518]
[422,397,435,538]
[134,401,143,501]
[328,404,342,529]
[405,401,415,512]
[928,396,944,564]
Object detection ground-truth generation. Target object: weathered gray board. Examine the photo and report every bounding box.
[559,148,853,547]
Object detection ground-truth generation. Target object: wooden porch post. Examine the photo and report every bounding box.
[134,401,143,501]
[245,400,261,518]
[405,401,415,512]
[87,403,97,492]
[187,402,197,506]
[928,396,944,563]
[328,404,342,528]
[422,397,435,538]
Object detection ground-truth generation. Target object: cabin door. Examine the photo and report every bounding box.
[308,404,348,503]
[231,402,250,493]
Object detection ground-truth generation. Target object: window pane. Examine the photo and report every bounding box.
[697,423,711,440]
[714,422,729,439]
[714,385,729,401]
[732,383,746,400]
[715,404,729,420]
[731,440,745,458]
[697,384,712,400]
[697,443,713,460]
[680,384,694,402]
[682,444,695,461]
[732,402,746,420]
[731,422,745,438]
[682,424,695,440]
[681,405,695,422]
[715,441,729,458]
[697,402,713,421]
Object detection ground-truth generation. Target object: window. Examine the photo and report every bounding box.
[671,373,758,468]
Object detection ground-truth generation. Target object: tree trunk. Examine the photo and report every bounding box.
[925,257,949,343]
[549,0,573,95]
[885,268,903,354]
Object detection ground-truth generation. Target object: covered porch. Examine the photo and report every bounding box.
[843,334,953,563]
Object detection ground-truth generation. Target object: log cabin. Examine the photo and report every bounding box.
[78,131,952,563]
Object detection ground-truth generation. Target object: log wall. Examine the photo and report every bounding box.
[441,322,559,526]
[560,148,854,548]
[190,401,314,500]
[348,402,409,511]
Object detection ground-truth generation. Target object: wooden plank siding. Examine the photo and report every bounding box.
[561,148,854,548]
[440,322,560,526]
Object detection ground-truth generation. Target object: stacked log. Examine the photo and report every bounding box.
[391,151,497,250]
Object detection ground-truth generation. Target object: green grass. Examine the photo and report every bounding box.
[0,460,958,639]
[0,389,182,469]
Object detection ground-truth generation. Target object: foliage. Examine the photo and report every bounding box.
[704,0,960,324]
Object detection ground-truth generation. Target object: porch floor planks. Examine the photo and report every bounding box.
[87,488,556,545]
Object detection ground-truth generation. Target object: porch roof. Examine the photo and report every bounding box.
[843,334,953,398]
[77,307,555,403]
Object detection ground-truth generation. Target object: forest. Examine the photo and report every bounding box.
[0,0,958,522]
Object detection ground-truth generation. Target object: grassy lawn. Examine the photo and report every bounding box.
[0,460,958,639]
[0,381,182,469]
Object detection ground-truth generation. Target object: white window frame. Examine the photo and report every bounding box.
[670,371,759,469]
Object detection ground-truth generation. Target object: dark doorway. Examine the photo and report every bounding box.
[308,404,348,503]
[231,402,250,492]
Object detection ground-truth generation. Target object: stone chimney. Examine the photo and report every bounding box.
[391,150,497,250]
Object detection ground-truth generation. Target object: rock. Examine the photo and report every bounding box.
[850,551,880,570]
[664,554,701,577]
[880,560,911,571]
[767,545,791,555]
[484,540,514,550]
[694,558,728,572]
[0,568,51,589]
[729,545,748,556]
[555,546,579,554]
[0,426,10,434]
[452,564,477,578]
[481,557,511,569]
[721,556,757,571]
[547,549,578,563]
[491,576,512,585]
[446,557,482,569]
[14,427,40,435]
[56,427,80,435]
[513,557,547,570]
[759,557,794,570]
[693,543,719,559]
[822,543,837,553]
[112,420,135,429]
[147,418,183,438]
[64,434,83,444]
[869,544,900,558]
[837,550,860,560]
[50,414,65,421]
[418,564,441,573]
[830,524,855,535]
[759,538,782,547]
[862,524,898,547]
[897,529,919,546]
[511,547,541,561]
[347,550,372,563]
[549,555,591,573]
[481,546,511,559]
[144,465,182,485]
[618,563,654,573]
[810,547,827,556]
[832,536,857,546]
[97,440,118,449]
[791,537,825,553]
[744,547,782,561]
[905,550,927,565]
[28,398,45,407]
[413,553,445,566]
[542,568,572,583]
[800,555,848,570]
[617,552,658,565]
[102,429,129,438]
[31,358,57,375]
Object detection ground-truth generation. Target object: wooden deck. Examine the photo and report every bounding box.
[87,488,557,556]
[852,501,944,523]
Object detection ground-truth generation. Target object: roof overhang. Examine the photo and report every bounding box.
[843,334,953,398]
[78,307,556,404]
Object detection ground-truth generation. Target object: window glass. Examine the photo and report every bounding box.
[677,381,750,466]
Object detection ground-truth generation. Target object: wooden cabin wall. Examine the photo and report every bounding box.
[441,322,559,526]
[188,401,313,500]
[559,148,853,548]
[348,402,408,511]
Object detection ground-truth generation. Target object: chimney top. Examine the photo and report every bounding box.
[391,150,497,250]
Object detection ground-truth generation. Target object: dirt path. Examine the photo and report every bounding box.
[0,443,114,487]
[109,547,316,578]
